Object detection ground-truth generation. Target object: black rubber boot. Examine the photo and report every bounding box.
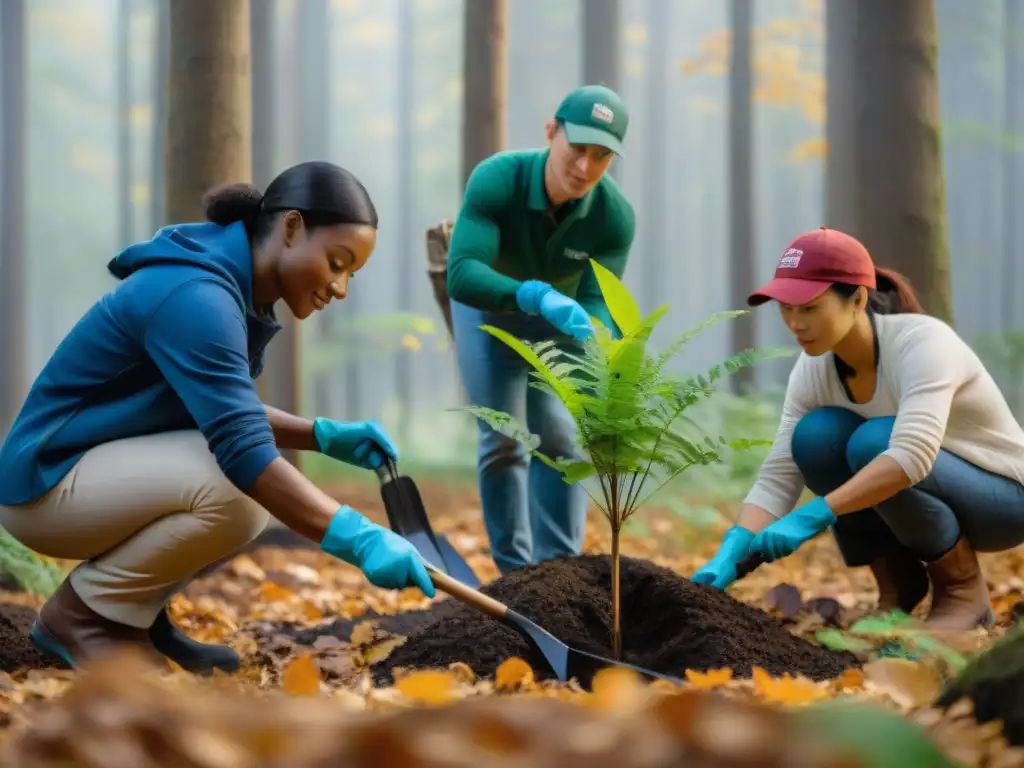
[149,608,241,675]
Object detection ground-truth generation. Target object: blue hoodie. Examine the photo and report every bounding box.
[0,221,283,506]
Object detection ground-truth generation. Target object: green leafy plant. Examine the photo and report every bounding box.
[0,526,65,599]
[452,260,792,658]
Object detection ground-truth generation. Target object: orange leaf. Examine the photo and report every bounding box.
[589,666,646,711]
[750,666,828,707]
[395,669,458,706]
[281,653,321,696]
[259,581,296,603]
[494,657,535,692]
[830,668,866,692]
[684,667,733,690]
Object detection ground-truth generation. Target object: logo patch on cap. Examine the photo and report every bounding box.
[591,103,614,124]
[778,248,802,268]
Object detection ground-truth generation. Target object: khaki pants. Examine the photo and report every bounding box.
[0,430,270,628]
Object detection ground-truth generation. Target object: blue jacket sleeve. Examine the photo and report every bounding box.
[142,278,280,490]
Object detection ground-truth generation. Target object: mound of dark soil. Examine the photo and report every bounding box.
[0,604,66,673]
[935,626,1024,746]
[355,554,857,687]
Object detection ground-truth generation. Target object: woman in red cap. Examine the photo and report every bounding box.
[692,227,1024,630]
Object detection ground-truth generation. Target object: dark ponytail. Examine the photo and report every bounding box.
[200,161,378,245]
[831,266,923,315]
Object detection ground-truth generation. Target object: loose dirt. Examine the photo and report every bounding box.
[347,554,859,687]
[0,604,66,673]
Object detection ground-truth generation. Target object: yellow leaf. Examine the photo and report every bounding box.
[281,654,321,696]
[259,582,295,603]
[400,334,422,351]
[494,657,535,691]
[684,667,733,690]
[589,259,642,336]
[363,636,408,666]
[395,669,458,706]
[410,316,436,334]
[350,620,376,647]
[750,667,829,707]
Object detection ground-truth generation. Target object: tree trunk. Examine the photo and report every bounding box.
[251,0,300,465]
[0,0,27,437]
[728,0,755,393]
[462,0,508,190]
[853,0,953,323]
[166,0,252,224]
[825,0,858,233]
[642,0,667,314]
[582,0,620,180]
[1002,0,1022,330]
[150,0,170,230]
[117,0,134,248]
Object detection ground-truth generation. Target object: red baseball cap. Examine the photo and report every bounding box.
[747,227,877,307]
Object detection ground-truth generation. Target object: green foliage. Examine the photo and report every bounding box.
[452,260,793,530]
[0,527,65,599]
[816,610,967,677]
[792,701,960,768]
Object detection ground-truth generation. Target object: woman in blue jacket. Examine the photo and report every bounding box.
[0,161,433,673]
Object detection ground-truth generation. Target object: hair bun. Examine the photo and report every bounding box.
[201,182,263,226]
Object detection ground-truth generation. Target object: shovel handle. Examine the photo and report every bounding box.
[373,455,400,484]
[424,562,508,620]
[735,551,766,579]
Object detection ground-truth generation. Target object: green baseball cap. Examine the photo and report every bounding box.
[554,84,629,157]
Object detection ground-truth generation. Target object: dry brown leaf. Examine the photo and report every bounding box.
[862,657,940,711]
[362,636,407,666]
[684,668,733,690]
[494,657,535,692]
[350,620,377,647]
[281,653,321,696]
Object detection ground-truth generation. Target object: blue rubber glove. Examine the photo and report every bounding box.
[516,280,594,342]
[748,496,837,562]
[313,418,398,470]
[691,526,755,590]
[320,505,436,597]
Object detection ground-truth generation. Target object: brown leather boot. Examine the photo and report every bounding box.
[922,537,994,630]
[31,579,168,670]
[869,548,930,614]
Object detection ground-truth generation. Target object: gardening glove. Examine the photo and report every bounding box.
[691,525,755,590]
[320,505,436,597]
[748,496,837,562]
[313,417,398,471]
[515,280,594,342]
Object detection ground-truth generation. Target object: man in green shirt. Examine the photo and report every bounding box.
[446,84,636,574]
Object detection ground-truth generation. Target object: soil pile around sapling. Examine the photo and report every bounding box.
[0,604,66,673]
[370,554,858,687]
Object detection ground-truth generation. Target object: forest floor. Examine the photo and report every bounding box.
[0,479,1022,767]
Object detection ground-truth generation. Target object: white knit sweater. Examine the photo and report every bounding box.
[744,313,1024,518]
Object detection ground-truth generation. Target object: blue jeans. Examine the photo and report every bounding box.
[791,406,1024,563]
[451,300,587,574]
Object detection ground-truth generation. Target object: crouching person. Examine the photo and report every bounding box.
[693,227,1024,630]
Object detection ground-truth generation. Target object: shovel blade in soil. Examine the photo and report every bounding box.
[566,648,684,687]
[505,609,570,681]
[504,609,679,689]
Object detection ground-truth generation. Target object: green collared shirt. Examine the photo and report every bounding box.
[446,149,636,328]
